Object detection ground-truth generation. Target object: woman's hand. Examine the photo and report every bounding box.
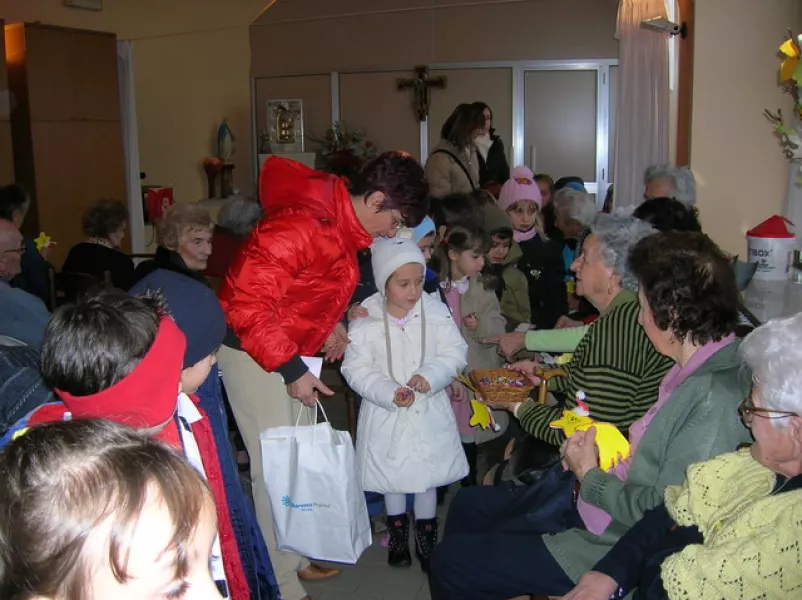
[463,313,479,331]
[560,571,619,600]
[393,387,415,408]
[347,304,369,321]
[450,381,466,402]
[508,360,542,386]
[287,372,335,407]
[482,332,526,360]
[406,375,431,394]
[562,428,599,482]
[322,322,349,362]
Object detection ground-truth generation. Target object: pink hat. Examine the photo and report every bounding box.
[498,166,542,212]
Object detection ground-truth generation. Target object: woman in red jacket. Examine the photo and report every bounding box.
[216,151,428,600]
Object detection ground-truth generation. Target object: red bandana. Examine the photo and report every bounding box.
[29,318,187,447]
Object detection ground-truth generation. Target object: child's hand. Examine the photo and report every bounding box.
[393,387,415,408]
[463,313,479,331]
[450,381,467,402]
[406,375,430,394]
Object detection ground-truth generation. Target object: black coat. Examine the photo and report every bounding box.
[130,246,208,289]
[476,135,510,188]
[516,234,567,330]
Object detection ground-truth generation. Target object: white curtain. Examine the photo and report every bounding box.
[117,41,146,253]
[612,0,670,208]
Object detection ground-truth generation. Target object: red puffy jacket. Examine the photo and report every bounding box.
[218,157,373,377]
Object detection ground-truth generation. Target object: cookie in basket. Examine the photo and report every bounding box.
[469,368,534,403]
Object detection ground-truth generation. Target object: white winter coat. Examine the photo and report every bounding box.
[341,292,469,494]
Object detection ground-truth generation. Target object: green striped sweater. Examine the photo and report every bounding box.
[518,290,673,446]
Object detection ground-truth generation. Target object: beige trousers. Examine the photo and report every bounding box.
[217,345,312,600]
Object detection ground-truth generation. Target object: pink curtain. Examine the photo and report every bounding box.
[613,0,670,207]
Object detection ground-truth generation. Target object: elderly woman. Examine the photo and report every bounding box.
[643,164,696,206]
[205,195,263,280]
[425,103,485,197]
[488,212,673,443]
[429,231,751,599]
[132,202,213,287]
[564,313,802,600]
[62,199,135,290]
[553,187,597,277]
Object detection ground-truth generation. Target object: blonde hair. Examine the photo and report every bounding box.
[156,203,213,250]
[508,200,547,240]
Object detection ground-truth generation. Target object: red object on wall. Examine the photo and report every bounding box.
[144,187,175,223]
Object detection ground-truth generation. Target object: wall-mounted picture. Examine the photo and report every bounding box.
[267,99,304,153]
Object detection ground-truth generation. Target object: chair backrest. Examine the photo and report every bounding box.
[54,271,112,307]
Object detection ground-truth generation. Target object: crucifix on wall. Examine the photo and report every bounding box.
[396,66,447,122]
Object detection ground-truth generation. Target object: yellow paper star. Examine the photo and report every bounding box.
[34,232,51,252]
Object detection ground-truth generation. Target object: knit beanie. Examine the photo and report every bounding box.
[498,165,542,212]
[130,269,226,369]
[554,176,586,193]
[412,216,436,243]
[371,237,426,295]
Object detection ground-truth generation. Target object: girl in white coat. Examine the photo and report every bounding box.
[341,237,468,572]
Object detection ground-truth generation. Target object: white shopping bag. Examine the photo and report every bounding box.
[260,401,371,564]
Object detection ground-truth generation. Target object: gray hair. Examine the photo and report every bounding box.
[217,196,263,237]
[644,164,696,205]
[740,313,802,425]
[589,210,657,292]
[553,188,597,227]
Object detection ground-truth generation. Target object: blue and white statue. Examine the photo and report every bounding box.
[217,118,236,163]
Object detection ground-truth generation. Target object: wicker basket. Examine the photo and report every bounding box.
[470,368,534,403]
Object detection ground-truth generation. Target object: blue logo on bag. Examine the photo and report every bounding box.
[281,495,331,511]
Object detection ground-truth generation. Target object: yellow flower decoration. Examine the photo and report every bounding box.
[779,36,802,85]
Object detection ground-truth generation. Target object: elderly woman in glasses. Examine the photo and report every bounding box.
[563,312,802,600]
[429,231,753,599]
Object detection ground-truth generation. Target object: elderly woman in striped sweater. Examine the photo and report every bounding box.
[428,229,752,599]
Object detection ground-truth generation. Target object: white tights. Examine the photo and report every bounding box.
[384,488,437,520]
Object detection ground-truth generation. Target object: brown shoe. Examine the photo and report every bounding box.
[297,564,341,582]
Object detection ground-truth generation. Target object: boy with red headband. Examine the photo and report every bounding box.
[0,286,275,600]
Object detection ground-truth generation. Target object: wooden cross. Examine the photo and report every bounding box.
[396,66,447,122]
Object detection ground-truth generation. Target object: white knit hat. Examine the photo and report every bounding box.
[371,237,426,295]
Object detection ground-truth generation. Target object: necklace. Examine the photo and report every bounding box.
[86,237,113,248]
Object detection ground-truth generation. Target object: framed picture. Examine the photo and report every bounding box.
[266,99,304,153]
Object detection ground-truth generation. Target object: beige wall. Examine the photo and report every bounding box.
[251,0,619,76]
[0,0,267,201]
[691,0,800,255]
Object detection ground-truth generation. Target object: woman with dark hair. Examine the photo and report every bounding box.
[429,231,751,599]
[633,196,702,233]
[62,199,136,289]
[471,102,510,196]
[425,104,485,197]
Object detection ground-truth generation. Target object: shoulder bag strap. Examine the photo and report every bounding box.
[432,149,478,191]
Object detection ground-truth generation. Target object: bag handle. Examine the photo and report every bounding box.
[293,400,331,445]
[432,149,478,191]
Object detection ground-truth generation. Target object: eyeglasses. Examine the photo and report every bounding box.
[738,397,800,426]
[1,244,26,257]
[390,212,406,231]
